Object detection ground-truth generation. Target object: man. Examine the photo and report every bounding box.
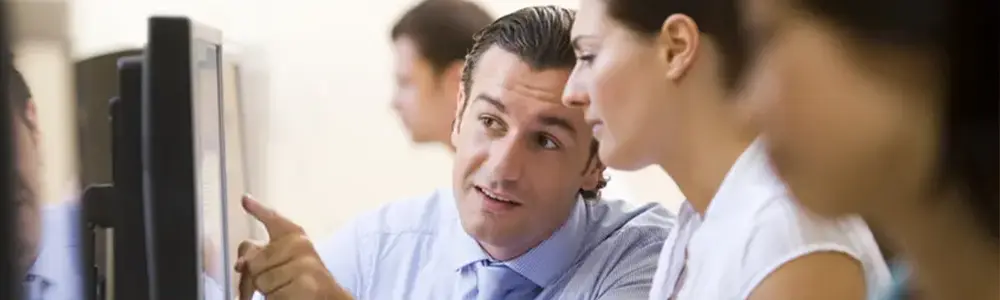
[389,0,492,148]
[389,0,638,201]
[7,55,83,299]
[236,6,674,299]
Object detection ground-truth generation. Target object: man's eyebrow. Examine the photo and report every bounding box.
[474,94,506,113]
[538,115,578,137]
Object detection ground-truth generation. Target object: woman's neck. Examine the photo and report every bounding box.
[877,194,999,300]
[656,109,756,215]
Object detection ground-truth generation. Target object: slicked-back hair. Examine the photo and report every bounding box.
[459,5,576,116]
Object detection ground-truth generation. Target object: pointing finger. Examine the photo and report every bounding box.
[242,195,304,239]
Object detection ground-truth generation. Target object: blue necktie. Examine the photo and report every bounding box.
[475,262,541,300]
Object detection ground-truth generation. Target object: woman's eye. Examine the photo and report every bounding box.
[479,116,504,131]
[577,54,596,64]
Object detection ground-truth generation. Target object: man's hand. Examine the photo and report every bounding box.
[234,195,351,300]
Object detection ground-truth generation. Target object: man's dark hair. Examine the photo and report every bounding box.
[459,6,576,115]
[458,6,608,199]
[605,0,749,92]
[391,0,494,76]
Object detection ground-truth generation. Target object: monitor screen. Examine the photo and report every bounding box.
[192,39,230,300]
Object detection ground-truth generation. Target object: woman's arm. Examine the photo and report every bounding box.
[747,252,866,300]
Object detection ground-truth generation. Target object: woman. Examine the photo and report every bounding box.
[740,0,998,299]
[561,0,892,299]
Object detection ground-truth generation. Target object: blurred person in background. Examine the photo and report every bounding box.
[741,0,997,299]
[236,6,674,299]
[390,0,493,150]
[6,53,83,300]
[561,0,890,299]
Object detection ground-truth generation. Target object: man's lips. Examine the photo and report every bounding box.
[474,185,522,205]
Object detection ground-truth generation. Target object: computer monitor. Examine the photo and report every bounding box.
[143,16,230,300]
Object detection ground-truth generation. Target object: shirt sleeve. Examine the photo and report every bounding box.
[737,200,868,298]
[596,227,668,300]
[314,219,367,298]
[250,219,369,300]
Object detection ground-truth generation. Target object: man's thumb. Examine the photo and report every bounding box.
[236,240,263,300]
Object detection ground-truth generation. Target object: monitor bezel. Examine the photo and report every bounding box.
[142,16,224,300]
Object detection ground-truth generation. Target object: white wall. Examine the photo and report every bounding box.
[10,0,78,205]
[70,0,684,239]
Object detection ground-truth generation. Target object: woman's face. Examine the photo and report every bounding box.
[563,0,677,171]
[742,0,942,217]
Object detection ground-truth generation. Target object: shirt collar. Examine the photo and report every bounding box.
[447,219,492,272]
[447,198,589,287]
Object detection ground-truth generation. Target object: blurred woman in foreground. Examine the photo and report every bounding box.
[741,0,998,299]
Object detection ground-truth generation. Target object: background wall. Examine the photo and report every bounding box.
[10,0,77,206]
[68,0,684,240]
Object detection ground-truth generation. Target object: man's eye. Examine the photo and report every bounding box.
[537,135,560,150]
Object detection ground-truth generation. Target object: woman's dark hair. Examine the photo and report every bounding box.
[797,0,998,242]
[604,0,749,92]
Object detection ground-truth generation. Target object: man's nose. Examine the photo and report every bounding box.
[486,137,528,182]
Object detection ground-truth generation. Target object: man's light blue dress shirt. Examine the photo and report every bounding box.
[313,188,674,300]
[25,201,83,300]
[25,200,227,300]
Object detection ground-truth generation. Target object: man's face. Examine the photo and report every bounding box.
[451,46,602,257]
[14,108,41,274]
[391,36,458,144]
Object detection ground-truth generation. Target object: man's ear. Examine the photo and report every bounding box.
[657,13,700,81]
[581,156,606,192]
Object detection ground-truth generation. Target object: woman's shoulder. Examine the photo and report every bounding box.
[737,195,893,296]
